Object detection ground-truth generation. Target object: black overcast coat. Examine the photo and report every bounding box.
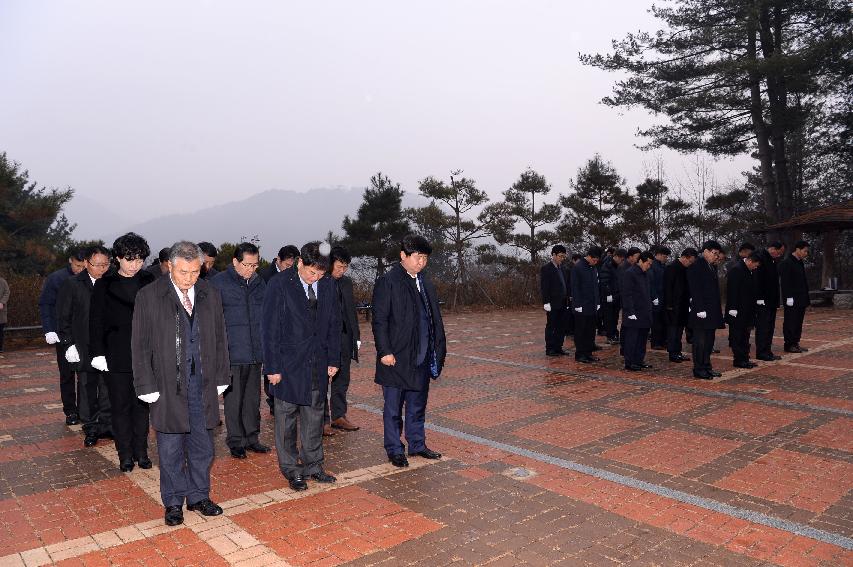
[663,260,690,326]
[778,255,810,308]
[621,265,652,328]
[372,263,446,391]
[571,257,600,314]
[540,262,568,307]
[56,270,97,372]
[754,249,781,308]
[686,256,723,330]
[725,261,758,326]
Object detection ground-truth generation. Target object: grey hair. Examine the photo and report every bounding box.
[168,241,205,264]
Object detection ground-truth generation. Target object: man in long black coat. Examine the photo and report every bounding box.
[725,253,761,368]
[686,241,725,379]
[778,240,811,353]
[132,241,231,526]
[57,245,113,446]
[372,235,446,468]
[649,246,670,349]
[621,252,654,371]
[617,247,641,354]
[598,249,625,345]
[663,248,697,362]
[261,243,341,491]
[571,246,602,363]
[753,242,784,361]
[540,245,569,356]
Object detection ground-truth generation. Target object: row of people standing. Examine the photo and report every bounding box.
[541,239,813,379]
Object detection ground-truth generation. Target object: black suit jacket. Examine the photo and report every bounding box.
[56,270,97,371]
[725,261,757,326]
[622,265,652,328]
[778,255,810,308]
[540,262,568,307]
[372,263,446,391]
[259,263,281,283]
[571,258,599,314]
[337,274,360,362]
[686,256,723,329]
[754,249,780,308]
[663,261,689,326]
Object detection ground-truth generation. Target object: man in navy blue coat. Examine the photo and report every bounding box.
[571,246,602,363]
[210,242,268,459]
[372,235,447,468]
[39,248,86,424]
[686,241,725,380]
[621,251,654,371]
[540,245,570,356]
[261,242,341,491]
[725,252,761,368]
[649,245,670,349]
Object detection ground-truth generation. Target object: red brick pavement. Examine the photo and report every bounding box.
[57,529,228,566]
[602,429,743,475]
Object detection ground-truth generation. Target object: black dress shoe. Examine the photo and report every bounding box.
[710,371,722,377]
[65,414,79,426]
[624,364,644,372]
[545,350,561,357]
[411,448,441,459]
[784,345,803,353]
[187,498,223,516]
[639,363,653,369]
[230,447,247,459]
[84,435,98,447]
[388,454,409,468]
[119,459,134,472]
[247,443,270,453]
[712,349,721,354]
[310,470,337,483]
[164,505,184,526]
[756,354,775,361]
[796,345,809,352]
[669,356,684,363]
[136,455,153,469]
[592,345,603,351]
[288,475,308,491]
[693,373,714,380]
[733,362,757,369]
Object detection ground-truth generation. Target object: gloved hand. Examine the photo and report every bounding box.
[217,385,228,396]
[628,314,637,320]
[138,392,160,403]
[596,304,600,310]
[697,311,707,319]
[574,307,582,313]
[45,332,60,345]
[653,298,659,306]
[756,299,765,306]
[606,295,613,303]
[786,297,794,307]
[65,344,80,363]
[543,303,552,312]
[91,356,109,372]
[356,340,362,350]
[728,310,738,317]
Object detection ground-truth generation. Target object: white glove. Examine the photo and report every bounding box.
[543,303,552,312]
[217,385,228,396]
[756,299,765,306]
[356,340,362,350]
[91,356,109,372]
[574,307,582,313]
[728,310,738,317]
[653,298,659,306]
[138,392,160,403]
[596,304,600,310]
[628,314,637,320]
[65,344,80,363]
[606,295,613,303]
[786,297,794,307]
[697,311,707,319]
[45,332,60,345]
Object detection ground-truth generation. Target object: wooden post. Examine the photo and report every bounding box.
[821,230,838,289]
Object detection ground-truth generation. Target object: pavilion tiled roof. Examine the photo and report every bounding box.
[755,199,853,232]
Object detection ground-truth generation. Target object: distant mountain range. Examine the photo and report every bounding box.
[68,187,427,260]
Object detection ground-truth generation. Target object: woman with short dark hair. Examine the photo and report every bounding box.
[89,232,156,471]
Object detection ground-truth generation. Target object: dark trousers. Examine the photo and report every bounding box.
[0,323,4,351]
[729,325,752,364]
[622,326,649,367]
[274,388,325,479]
[224,363,262,450]
[382,363,430,457]
[80,371,111,437]
[325,336,353,423]
[602,300,620,340]
[105,372,149,460]
[56,344,80,416]
[666,324,685,357]
[264,375,274,413]
[754,306,777,357]
[783,306,806,349]
[650,310,666,347]
[691,328,716,375]
[565,308,575,336]
[156,373,214,507]
[545,308,569,352]
[573,314,597,360]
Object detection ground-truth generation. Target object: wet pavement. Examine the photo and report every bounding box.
[0,307,850,566]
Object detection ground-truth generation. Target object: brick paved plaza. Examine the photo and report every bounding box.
[0,308,850,566]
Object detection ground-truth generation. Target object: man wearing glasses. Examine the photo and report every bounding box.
[56,245,113,446]
[686,240,725,380]
[210,242,269,459]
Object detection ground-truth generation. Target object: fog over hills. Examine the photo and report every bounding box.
[69,186,427,259]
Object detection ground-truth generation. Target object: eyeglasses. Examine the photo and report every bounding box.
[87,260,111,269]
[240,262,259,269]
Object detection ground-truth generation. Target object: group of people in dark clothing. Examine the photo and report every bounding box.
[540,239,813,379]
[38,232,447,527]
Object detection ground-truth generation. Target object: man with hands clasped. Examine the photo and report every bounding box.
[686,240,725,380]
[621,251,654,371]
[725,252,762,368]
[540,245,570,356]
[571,246,602,363]
[778,240,811,353]
[132,241,231,526]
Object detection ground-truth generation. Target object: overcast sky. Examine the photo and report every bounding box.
[1,1,751,224]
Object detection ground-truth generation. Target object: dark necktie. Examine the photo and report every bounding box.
[306,283,317,309]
